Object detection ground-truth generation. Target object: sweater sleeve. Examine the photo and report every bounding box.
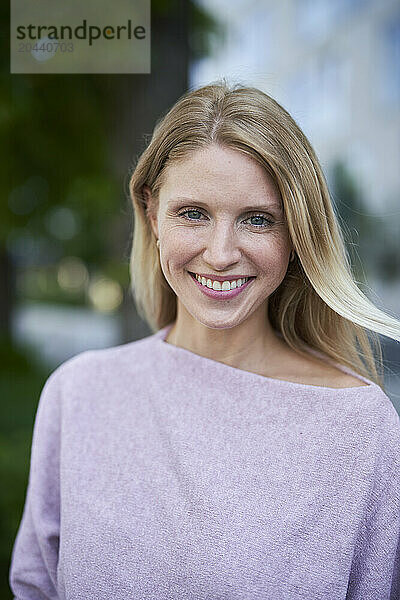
[9,368,62,600]
[346,402,400,600]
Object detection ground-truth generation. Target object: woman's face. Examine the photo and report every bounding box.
[146,143,293,331]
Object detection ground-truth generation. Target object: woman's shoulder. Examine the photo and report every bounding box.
[276,342,399,426]
[283,355,370,389]
[270,342,371,389]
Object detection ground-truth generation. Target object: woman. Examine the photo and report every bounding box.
[9,81,400,599]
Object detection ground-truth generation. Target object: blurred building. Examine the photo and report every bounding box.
[191,0,400,214]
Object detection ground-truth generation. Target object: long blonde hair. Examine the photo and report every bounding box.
[129,79,400,390]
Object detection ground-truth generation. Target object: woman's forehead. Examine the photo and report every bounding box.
[160,148,281,199]
[165,144,264,173]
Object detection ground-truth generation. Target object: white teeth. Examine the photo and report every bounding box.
[194,273,250,291]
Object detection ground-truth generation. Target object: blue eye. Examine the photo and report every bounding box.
[180,209,203,220]
[245,214,274,228]
[178,209,274,229]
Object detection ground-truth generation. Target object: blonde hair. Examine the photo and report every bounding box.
[129,79,400,390]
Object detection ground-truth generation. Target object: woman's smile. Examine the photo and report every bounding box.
[188,270,256,300]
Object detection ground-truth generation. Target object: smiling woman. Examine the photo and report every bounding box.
[126,81,400,595]
[8,80,400,600]
[130,81,399,387]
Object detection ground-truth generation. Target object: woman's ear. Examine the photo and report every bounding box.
[143,185,158,239]
[142,184,152,208]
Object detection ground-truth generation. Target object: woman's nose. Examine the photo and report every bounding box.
[201,230,242,268]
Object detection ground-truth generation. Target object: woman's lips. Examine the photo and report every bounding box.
[188,271,256,300]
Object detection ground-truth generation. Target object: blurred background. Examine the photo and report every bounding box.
[2,0,400,595]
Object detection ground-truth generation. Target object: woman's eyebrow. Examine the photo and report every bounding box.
[168,197,282,212]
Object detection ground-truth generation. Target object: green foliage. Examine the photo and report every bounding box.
[5,75,120,245]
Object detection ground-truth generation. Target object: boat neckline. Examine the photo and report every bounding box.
[153,323,375,392]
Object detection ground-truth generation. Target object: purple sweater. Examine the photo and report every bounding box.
[9,323,400,599]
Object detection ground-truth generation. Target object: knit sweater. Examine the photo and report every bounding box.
[9,323,400,599]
